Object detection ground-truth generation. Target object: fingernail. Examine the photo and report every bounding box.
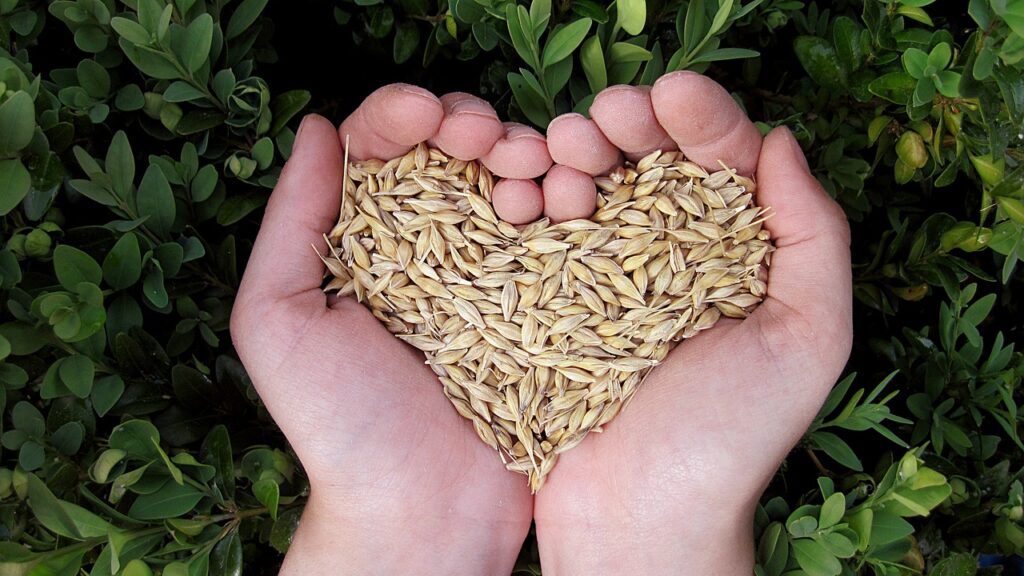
[295,114,313,148]
[396,84,441,104]
[449,97,497,118]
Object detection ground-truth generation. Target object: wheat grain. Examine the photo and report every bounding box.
[322,143,772,491]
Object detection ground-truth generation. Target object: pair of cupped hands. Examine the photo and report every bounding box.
[229,71,853,575]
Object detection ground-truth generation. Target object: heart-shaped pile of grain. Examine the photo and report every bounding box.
[320,143,772,491]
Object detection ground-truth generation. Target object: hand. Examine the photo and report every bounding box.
[531,73,854,574]
[230,115,533,575]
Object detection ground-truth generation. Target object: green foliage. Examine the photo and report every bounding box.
[1,0,1022,573]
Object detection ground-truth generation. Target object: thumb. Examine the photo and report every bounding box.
[749,126,853,373]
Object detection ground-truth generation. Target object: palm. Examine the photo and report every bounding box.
[533,113,853,573]
[231,116,533,566]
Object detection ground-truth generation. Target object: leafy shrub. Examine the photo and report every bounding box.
[1,0,1022,574]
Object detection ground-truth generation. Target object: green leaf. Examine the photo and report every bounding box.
[12,400,45,436]
[252,478,280,519]
[77,59,111,98]
[793,35,847,92]
[128,482,204,519]
[689,47,758,64]
[270,507,302,553]
[106,131,135,202]
[111,17,152,44]
[104,233,143,290]
[28,474,112,539]
[819,492,845,529]
[902,47,928,78]
[19,441,44,470]
[609,41,652,63]
[811,431,863,471]
[542,19,591,68]
[216,191,267,225]
[680,0,707,55]
[143,265,168,308]
[617,0,646,35]
[868,71,916,104]
[756,522,789,576]
[0,158,32,216]
[897,4,933,25]
[51,421,85,455]
[226,0,269,39]
[120,40,181,79]
[508,71,551,128]
[393,20,421,64]
[163,80,207,103]
[109,420,161,460]
[869,510,914,545]
[707,0,733,36]
[210,530,242,576]
[184,14,213,72]
[137,165,175,236]
[201,425,235,499]
[529,0,551,37]
[91,375,125,417]
[506,4,539,70]
[0,91,35,154]
[929,552,978,576]
[581,35,607,92]
[59,354,95,398]
[791,538,842,576]
[831,16,862,72]
[53,245,103,291]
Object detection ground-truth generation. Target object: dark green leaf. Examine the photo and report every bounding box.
[0,158,32,216]
[53,245,102,291]
[184,14,214,72]
[811,431,863,471]
[128,482,204,519]
[137,165,175,236]
[0,90,36,153]
[51,421,85,455]
[226,0,268,39]
[59,354,95,398]
[109,420,161,460]
[103,232,143,290]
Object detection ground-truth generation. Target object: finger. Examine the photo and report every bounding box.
[542,165,597,223]
[481,122,553,179]
[546,113,622,176]
[590,85,674,158]
[428,92,505,161]
[492,179,544,224]
[338,84,444,161]
[747,127,852,371]
[238,114,343,304]
[650,71,761,175]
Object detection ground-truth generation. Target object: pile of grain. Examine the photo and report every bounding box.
[320,143,772,491]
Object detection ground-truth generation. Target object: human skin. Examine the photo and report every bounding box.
[230,71,852,574]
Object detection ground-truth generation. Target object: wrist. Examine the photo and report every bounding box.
[535,499,755,576]
[280,489,527,576]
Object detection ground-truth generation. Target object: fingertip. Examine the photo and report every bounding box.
[546,114,622,176]
[590,85,671,156]
[431,93,505,161]
[493,179,544,224]
[482,123,553,179]
[363,83,444,146]
[542,165,597,223]
[338,109,412,161]
[650,72,761,175]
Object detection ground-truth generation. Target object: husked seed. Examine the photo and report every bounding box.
[324,145,772,492]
